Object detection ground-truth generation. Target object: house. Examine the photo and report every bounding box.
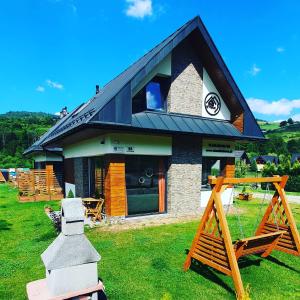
[253,155,279,171]
[234,150,251,165]
[24,16,264,220]
[291,153,300,165]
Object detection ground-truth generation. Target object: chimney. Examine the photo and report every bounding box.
[60,106,68,119]
[96,85,100,94]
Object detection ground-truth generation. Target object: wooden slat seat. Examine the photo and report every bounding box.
[234,231,286,259]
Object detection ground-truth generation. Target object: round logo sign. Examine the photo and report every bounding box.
[204,92,221,116]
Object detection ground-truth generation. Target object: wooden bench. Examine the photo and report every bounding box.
[234,231,286,259]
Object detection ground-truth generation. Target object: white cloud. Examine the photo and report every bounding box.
[46,79,64,90]
[125,0,152,19]
[247,98,300,116]
[249,64,261,76]
[54,112,61,116]
[292,114,300,121]
[276,47,285,53]
[36,85,45,92]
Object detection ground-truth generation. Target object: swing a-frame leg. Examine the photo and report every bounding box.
[183,177,245,299]
[255,175,300,256]
[184,175,300,300]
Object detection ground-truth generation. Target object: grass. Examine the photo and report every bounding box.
[0,183,300,299]
[264,123,300,141]
[258,121,280,132]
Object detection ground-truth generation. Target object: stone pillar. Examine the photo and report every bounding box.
[74,158,89,197]
[167,136,202,216]
[168,38,203,116]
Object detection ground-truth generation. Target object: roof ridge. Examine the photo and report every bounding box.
[101,17,197,90]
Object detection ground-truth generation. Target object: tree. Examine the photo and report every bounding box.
[250,159,258,172]
[280,120,287,127]
[287,118,294,125]
[287,138,300,153]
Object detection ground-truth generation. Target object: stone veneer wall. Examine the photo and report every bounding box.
[167,136,202,216]
[167,38,203,116]
[74,157,89,197]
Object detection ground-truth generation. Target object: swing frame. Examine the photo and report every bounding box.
[183,175,300,299]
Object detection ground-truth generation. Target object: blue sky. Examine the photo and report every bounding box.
[1,0,300,121]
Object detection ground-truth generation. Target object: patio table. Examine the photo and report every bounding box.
[82,198,104,222]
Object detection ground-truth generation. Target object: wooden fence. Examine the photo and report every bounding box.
[17,165,64,202]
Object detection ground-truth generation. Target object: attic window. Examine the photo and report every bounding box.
[132,76,170,114]
[146,82,163,110]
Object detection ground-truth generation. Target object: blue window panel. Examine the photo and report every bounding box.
[146,82,163,110]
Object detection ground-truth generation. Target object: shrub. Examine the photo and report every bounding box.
[250,159,257,172]
[261,161,300,192]
[235,160,249,178]
[285,176,300,192]
[67,189,74,198]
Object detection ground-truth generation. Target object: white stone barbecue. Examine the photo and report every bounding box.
[27,198,103,300]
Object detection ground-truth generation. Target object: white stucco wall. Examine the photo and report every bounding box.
[202,68,231,121]
[33,153,63,162]
[132,54,171,96]
[200,187,234,208]
[63,133,172,159]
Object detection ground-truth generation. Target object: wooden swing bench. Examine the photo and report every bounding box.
[234,231,285,259]
[184,175,300,299]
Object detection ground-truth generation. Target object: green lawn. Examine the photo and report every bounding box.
[1,183,300,299]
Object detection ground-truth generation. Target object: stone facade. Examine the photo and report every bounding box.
[167,136,202,216]
[74,157,89,197]
[167,38,203,116]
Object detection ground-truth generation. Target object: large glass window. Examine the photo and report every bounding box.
[125,156,166,216]
[146,82,163,110]
[132,76,170,114]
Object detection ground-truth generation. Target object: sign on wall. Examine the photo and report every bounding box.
[202,68,231,121]
[202,139,235,157]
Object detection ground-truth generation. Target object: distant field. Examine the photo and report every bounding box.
[259,121,300,141]
[266,123,300,141]
[258,121,280,131]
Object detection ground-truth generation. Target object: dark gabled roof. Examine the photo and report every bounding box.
[88,111,261,141]
[234,150,251,163]
[291,153,300,164]
[254,155,279,164]
[234,150,246,158]
[25,15,264,154]
[23,104,84,155]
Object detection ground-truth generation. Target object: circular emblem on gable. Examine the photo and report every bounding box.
[204,92,221,116]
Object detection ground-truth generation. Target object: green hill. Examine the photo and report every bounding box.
[242,120,300,156]
[262,122,300,141]
[0,111,58,168]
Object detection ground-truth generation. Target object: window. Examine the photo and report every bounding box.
[146,82,163,110]
[202,157,227,187]
[125,156,166,216]
[94,157,105,198]
[132,76,170,114]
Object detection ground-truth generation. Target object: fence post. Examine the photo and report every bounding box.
[46,165,54,201]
